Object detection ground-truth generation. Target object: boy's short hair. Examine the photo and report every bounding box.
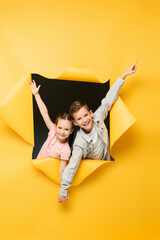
[69,101,90,119]
[55,113,74,128]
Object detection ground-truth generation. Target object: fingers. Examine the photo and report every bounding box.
[29,80,41,91]
[132,65,137,72]
[133,60,138,65]
[129,61,137,74]
[33,80,36,86]
[29,79,36,85]
[58,195,69,203]
[131,61,138,69]
[32,80,41,89]
[29,80,35,85]
[37,85,41,91]
[58,198,66,203]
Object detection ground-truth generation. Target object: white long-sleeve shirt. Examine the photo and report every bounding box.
[59,77,125,196]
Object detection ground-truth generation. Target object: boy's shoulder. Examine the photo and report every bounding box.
[73,129,88,148]
[72,129,89,157]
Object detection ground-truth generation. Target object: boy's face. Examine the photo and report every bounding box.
[73,106,94,133]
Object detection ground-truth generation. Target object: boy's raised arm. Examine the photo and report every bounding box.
[94,61,137,121]
[29,80,54,130]
[121,61,137,80]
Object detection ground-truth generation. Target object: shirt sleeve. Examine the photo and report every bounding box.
[48,124,56,137]
[59,146,83,196]
[94,77,125,121]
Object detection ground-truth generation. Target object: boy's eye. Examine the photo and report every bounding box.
[78,118,81,121]
[85,114,88,117]
[58,127,62,129]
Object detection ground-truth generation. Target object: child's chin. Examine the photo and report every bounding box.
[83,126,92,133]
[58,136,66,141]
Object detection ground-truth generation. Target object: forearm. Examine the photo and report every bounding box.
[33,93,53,130]
[105,77,125,107]
[59,147,83,196]
[121,73,127,80]
[60,160,68,183]
[94,77,124,121]
[34,93,48,116]
[102,77,125,111]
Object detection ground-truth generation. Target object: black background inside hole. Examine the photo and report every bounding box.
[31,74,110,159]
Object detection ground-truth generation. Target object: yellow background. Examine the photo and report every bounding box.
[0,1,160,240]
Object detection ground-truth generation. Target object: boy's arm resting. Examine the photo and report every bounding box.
[59,146,83,197]
[94,77,125,121]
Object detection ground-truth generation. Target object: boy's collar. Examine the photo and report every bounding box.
[79,125,95,143]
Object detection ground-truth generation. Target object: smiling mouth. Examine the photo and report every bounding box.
[59,134,66,138]
[83,121,90,127]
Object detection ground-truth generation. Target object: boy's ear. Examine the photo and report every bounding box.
[90,110,93,117]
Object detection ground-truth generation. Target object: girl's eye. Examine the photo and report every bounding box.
[58,127,62,129]
[65,129,69,131]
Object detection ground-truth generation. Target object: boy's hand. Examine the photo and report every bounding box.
[58,194,69,203]
[29,80,41,95]
[121,61,137,80]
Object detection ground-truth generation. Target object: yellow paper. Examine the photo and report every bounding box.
[0,66,135,186]
[0,1,160,240]
[110,96,136,147]
[0,74,34,145]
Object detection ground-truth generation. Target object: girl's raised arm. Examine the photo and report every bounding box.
[29,80,54,130]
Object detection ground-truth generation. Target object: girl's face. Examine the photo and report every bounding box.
[55,119,73,143]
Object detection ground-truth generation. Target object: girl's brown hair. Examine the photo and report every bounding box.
[55,113,74,128]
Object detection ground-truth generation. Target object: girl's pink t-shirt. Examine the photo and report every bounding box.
[36,124,71,160]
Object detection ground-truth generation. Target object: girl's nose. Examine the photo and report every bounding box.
[62,129,66,134]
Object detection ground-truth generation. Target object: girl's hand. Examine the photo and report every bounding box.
[29,80,41,95]
[121,61,137,80]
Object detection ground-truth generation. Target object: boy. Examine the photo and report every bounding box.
[58,62,137,203]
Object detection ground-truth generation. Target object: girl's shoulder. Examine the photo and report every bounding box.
[48,123,56,135]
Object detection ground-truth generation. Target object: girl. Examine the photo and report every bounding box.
[30,80,74,183]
